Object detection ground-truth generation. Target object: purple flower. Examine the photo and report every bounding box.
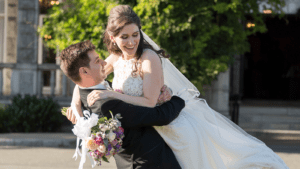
[114,130,123,139]
[107,144,112,152]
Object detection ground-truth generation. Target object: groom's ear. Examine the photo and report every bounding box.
[79,67,88,75]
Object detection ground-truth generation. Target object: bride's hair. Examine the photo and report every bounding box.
[103,5,169,77]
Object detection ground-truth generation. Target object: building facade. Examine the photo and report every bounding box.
[0,0,73,106]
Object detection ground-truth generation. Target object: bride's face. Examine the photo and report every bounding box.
[112,23,140,58]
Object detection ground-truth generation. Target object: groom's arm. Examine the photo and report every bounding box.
[101,96,185,128]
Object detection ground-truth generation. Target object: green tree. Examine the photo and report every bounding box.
[39,0,285,91]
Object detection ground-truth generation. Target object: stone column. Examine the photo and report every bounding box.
[3,0,18,95]
[10,0,39,95]
[202,69,230,118]
[55,49,63,95]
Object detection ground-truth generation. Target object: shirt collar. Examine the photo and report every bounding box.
[79,81,107,90]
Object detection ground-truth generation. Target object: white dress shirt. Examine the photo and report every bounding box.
[78,81,112,90]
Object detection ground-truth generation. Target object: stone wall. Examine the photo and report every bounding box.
[201,69,230,118]
[3,0,18,95]
[10,0,39,95]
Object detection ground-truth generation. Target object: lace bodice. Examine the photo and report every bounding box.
[112,57,144,97]
[112,56,171,105]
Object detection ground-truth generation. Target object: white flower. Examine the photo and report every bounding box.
[111,121,118,127]
[107,131,116,142]
[99,124,105,128]
[96,132,102,137]
[100,125,109,132]
[102,133,106,138]
[97,145,106,153]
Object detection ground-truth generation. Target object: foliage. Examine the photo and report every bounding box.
[38,0,285,91]
[0,104,9,132]
[133,0,285,90]
[0,95,63,133]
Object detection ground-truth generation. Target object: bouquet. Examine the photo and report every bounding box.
[87,113,124,166]
[61,107,124,166]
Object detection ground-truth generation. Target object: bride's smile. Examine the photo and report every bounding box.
[112,23,140,60]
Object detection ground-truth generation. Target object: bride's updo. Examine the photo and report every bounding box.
[103,5,169,76]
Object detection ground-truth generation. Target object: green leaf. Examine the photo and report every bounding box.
[102,156,109,163]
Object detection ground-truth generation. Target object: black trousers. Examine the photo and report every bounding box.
[114,142,181,169]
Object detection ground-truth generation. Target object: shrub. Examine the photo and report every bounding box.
[1,94,64,133]
[0,104,9,132]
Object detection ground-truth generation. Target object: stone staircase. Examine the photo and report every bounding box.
[239,100,300,131]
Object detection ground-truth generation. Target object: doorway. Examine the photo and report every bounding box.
[243,14,300,100]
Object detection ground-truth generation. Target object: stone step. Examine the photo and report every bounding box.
[239,106,300,131]
[245,129,300,146]
[240,106,300,116]
[240,122,300,130]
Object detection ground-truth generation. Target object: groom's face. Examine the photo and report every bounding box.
[84,50,107,84]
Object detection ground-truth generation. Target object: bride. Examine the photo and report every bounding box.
[71,5,289,169]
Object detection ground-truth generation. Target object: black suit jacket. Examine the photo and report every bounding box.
[79,88,184,169]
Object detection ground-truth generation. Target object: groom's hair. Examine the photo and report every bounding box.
[59,40,95,82]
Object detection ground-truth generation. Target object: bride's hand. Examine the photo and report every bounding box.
[87,90,112,106]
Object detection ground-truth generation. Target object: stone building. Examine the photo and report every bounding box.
[0,0,73,106]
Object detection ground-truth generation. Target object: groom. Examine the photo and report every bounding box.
[60,40,183,169]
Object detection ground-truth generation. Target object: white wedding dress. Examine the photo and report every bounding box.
[112,54,289,169]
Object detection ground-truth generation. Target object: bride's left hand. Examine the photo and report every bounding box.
[87,90,112,106]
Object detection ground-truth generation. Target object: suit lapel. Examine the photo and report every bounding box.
[79,88,107,117]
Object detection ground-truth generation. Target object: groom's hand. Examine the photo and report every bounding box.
[66,107,77,124]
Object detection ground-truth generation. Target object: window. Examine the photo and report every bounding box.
[38,14,57,87]
[0,0,5,61]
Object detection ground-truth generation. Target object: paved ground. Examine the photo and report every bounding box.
[0,130,299,169]
[0,146,117,169]
[276,152,299,169]
[0,146,298,169]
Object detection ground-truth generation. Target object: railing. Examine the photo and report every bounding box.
[0,63,73,106]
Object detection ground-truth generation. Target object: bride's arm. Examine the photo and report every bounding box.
[72,85,83,117]
[104,53,119,75]
[88,50,163,108]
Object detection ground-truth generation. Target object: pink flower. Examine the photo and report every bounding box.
[119,127,124,133]
[111,140,118,146]
[95,137,103,145]
[85,137,99,151]
[114,89,123,94]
